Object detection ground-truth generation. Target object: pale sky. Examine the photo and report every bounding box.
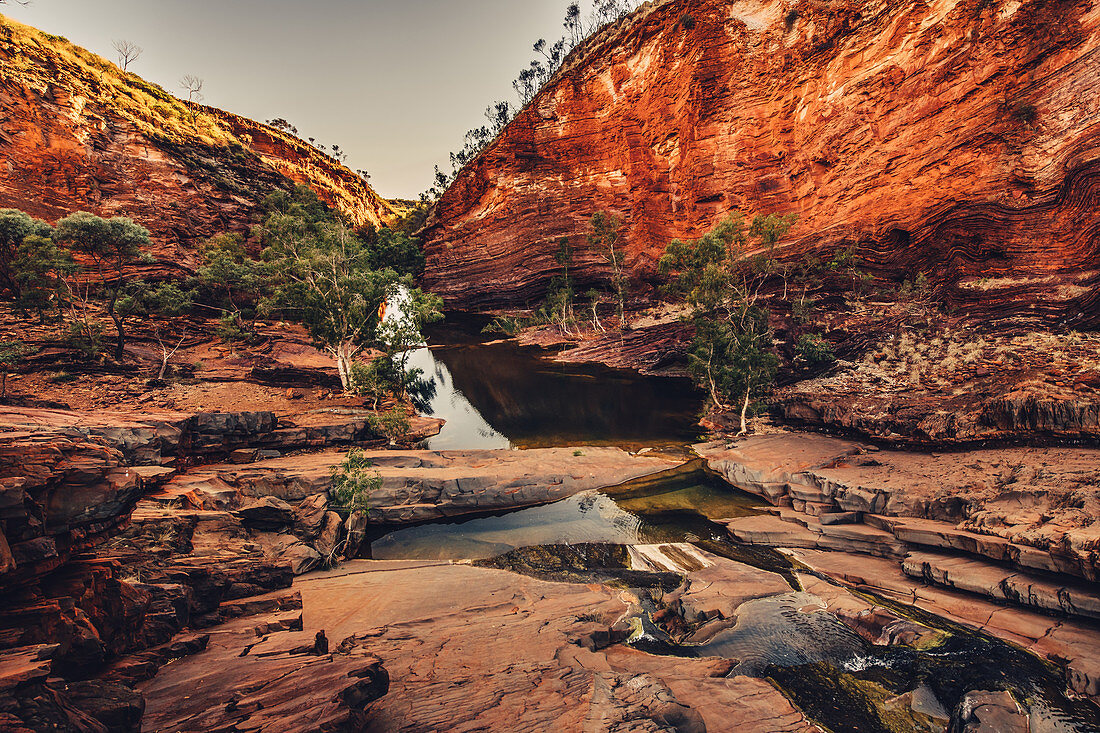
[7,0,588,199]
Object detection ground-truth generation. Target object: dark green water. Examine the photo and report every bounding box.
[408,317,704,450]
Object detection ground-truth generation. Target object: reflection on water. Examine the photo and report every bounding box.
[407,332,704,450]
[402,346,511,450]
[370,471,761,560]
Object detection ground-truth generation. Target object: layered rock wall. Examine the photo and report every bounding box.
[424,0,1100,325]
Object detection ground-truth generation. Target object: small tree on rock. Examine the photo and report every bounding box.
[112,39,143,71]
[0,209,53,297]
[660,212,797,434]
[330,448,382,514]
[258,188,441,391]
[588,212,627,327]
[54,212,150,360]
[12,234,77,319]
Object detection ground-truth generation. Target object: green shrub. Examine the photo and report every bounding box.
[216,311,252,342]
[330,448,382,514]
[792,296,816,325]
[796,333,836,369]
[66,320,105,357]
[367,407,410,445]
[483,316,523,336]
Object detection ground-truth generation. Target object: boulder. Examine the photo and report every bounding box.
[278,543,323,576]
[952,690,1029,733]
[341,511,369,560]
[235,497,293,531]
[61,681,145,732]
[312,512,344,561]
[292,493,329,539]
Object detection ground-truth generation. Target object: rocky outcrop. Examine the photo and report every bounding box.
[0,405,421,588]
[154,446,682,523]
[0,14,396,264]
[136,618,387,733]
[424,0,1100,328]
[698,434,1100,581]
[519,320,693,377]
[0,404,434,732]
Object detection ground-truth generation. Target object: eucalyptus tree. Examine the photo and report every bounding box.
[54,212,151,360]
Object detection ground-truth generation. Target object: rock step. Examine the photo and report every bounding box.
[628,544,715,574]
[868,515,1097,582]
[194,588,302,627]
[902,550,1100,621]
[722,513,908,560]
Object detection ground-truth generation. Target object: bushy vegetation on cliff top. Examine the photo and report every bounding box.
[0,14,395,226]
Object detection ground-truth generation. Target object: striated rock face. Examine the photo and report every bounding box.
[697,434,1100,582]
[0,14,396,265]
[424,0,1100,323]
[154,446,681,524]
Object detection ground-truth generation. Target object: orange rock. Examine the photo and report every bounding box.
[0,15,395,263]
[424,0,1100,327]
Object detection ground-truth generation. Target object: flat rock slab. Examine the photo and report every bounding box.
[161,447,682,523]
[286,558,817,732]
[138,621,386,732]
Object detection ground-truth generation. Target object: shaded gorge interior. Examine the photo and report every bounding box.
[407,315,704,450]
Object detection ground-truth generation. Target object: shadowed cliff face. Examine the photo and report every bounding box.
[0,14,397,266]
[423,0,1100,325]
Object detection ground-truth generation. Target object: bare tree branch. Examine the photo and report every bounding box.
[179,74,204,104]
[112,39,143,71]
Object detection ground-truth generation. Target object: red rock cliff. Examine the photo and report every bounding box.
[423,0,1100,325]
[0,14,397,264]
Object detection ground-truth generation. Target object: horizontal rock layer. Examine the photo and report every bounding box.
[424,0,1100,327]
[0,406,413,588]
[153,446,681,524]
[698,433,1100,582]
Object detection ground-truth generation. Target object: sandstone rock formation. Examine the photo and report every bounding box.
[0,403,441,730]
[698,434,1100,581]
[153,446,681,523]
[0,14,397,265]
[423,0,1100,327]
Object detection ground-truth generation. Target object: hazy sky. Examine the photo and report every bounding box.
[8,0,586,199]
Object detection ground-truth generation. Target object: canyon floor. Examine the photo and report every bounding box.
[2,314,1100,732]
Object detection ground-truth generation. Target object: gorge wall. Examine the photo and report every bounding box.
[0,14,397,266]
[423,0,1100,325]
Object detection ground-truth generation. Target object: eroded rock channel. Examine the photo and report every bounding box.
[2,327,1099,732]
